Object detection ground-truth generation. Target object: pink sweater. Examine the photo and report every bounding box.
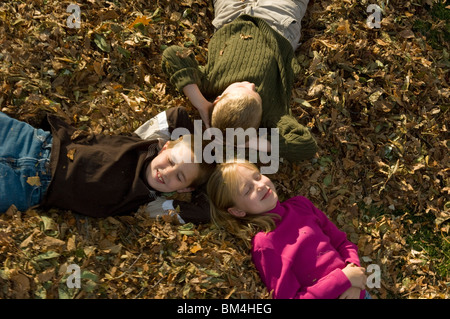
[251,196,365,299]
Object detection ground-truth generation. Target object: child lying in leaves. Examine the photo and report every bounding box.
[207,161,371,299]
[161,0,318,163]
[0,107,215,224]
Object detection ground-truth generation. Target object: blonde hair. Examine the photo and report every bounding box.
[166,134,216,188]
[206,161,279,245]
[211,92,262,131]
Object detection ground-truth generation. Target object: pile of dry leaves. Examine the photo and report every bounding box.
[0,0,448,299]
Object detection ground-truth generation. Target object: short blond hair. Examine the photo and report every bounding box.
[211,92,262,131]
[206,161,278,245]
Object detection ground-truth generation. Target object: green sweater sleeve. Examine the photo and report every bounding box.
[276,115,318,162]
[161,45,203,91]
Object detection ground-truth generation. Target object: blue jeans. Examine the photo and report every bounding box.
[0,112,53,213]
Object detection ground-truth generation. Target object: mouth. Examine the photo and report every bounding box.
[261,188,272,200]
[156,170,165,184]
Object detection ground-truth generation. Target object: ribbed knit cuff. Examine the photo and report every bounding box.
[170,68,202,92]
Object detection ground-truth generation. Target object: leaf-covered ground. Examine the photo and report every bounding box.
[0,0,448,299]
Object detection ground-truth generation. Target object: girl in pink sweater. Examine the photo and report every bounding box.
[207,161,369,299]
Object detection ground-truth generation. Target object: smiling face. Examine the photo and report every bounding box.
[146,141,200,193]
[228,164,278,217]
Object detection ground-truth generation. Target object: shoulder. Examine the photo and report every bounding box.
[282,196,316,213]
[252,230,276,253]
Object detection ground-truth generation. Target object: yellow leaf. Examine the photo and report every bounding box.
[129,16,151,29]
[190,243,202,254]
[240,33,253,40]
[337,19,350,35]
[26,175,41,187]
[67,148,76,161]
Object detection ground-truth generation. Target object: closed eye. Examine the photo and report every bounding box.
[243,184,252,196]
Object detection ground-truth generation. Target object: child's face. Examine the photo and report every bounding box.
[220,81,262,104]
[228,165,278,217]
[146,142,199,193]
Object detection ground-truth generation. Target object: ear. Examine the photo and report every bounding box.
[158,141,170,154]
[213,95,221,105]
[227,207,247,218]
[176,187,195,193]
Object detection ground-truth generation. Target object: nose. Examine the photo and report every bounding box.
[162,165,175,179]
[256,183,266,192]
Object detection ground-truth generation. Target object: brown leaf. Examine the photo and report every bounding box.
[399,29,415,39]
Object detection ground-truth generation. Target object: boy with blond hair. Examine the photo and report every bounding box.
[211,82,262,132]
[162,0,317,163]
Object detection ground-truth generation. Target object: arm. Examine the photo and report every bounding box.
[173,190,211,224]
[161,47,212,127]
[304,197,367,292]
[144,190,210,224]
[276,115,318,163]
[253,247,352,299]
[183,84,213,128]
[339,287,363,299]
[161,46,203,90]
[309,199,361,266]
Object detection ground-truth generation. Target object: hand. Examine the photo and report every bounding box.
[342,263,367,290]
[339,287,362,299]
[196,100,214,129]
[182,84,213,128]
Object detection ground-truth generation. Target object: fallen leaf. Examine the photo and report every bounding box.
[240,33,253,40]
[26,175,41,187]
[190,243,202,254]
[67,148,76,161]
[93,33,111,53]
[399,29,415,39]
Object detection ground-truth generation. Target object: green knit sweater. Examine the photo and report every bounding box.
[161,15,318,163]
